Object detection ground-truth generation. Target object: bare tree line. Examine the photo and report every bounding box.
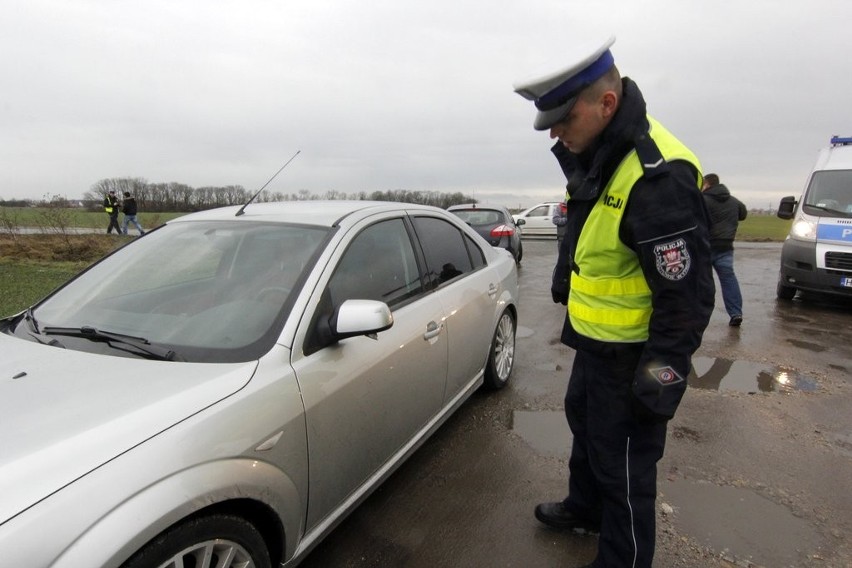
[75,178,474,212]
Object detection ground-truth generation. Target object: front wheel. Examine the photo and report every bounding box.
[776,279,796,300]
[122,513,271,568]
[483,310,515,389]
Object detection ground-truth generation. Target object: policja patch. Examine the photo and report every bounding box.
[654,238,691,280]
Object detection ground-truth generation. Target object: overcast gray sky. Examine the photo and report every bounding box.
[2,0,850,209]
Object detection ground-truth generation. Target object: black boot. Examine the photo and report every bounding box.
[534,502,600,533]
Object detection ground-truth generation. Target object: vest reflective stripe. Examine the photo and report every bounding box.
[567,116,701,342]
[105,206,114,213]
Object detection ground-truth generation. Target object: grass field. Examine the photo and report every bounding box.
[736,214,791,241]
[0,206,184,231]
[0,211,792,318]
[0,259,86,318]
[0,233,128,317]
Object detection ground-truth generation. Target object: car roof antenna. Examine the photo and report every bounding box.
[235,150,301,217]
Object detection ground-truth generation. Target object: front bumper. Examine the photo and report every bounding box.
[779,238,852,296]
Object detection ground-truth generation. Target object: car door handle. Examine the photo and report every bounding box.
[423,320,444,340]
[488,283,499,298]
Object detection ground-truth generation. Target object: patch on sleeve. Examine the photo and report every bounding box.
[653,238,691,280]
[648,366,685,386]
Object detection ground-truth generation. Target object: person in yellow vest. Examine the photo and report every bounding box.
[514,37,714,568]
[103,190,121,235]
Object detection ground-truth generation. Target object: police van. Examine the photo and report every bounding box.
[777,136,852,300]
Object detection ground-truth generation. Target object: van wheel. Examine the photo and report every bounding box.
[122,513,271,568]
[776,280,796,300]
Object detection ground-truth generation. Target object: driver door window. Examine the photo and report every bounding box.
[328,218,423,308]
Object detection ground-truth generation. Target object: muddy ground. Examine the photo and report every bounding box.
[299,240,852,568]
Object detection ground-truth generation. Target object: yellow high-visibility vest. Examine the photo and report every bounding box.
[567,116,701,342]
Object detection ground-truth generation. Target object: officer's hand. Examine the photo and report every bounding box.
[630,394,669,424]
[551,285,568,305]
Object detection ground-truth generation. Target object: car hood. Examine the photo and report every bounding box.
[0,334,258,524]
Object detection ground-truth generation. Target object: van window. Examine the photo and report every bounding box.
[804,170,852,215]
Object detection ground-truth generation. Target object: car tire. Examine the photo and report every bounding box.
[483,309,515,389]
[516,242,523,264]
[121,513,271,568]
[776,279,796,300]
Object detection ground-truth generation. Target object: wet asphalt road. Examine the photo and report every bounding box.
[299,239,852,568]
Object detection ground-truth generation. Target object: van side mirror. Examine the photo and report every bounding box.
[777,196,797,220]
[515,218,525,226]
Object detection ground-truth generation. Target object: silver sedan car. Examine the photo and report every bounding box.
[0,201,519,568]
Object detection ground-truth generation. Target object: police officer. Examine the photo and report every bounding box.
[513,37,714,568]
[103,190,121,235]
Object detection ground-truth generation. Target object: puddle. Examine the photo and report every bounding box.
[689,357,818,393]
[661,479,819,567]
[786,338,826,352]
[512,410,568,455]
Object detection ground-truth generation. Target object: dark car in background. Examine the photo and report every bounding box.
[448,203,524,264]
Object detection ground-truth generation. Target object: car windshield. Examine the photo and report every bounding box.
[22,220,329,363]
[803,170,852,217]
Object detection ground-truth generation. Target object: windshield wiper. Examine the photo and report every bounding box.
[24,307,40,334]
[13,308,63,347]
[41,326,182,361]
[805,203,851,216]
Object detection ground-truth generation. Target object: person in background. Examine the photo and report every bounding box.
[513,36,714,568]
[701,173,747,326]
[121,192,145,236]
[104,190,121,235]
[552,201,568,248]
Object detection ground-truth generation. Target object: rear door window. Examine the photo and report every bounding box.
[411,216,477,288]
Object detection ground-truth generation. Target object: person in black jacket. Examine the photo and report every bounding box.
[103,190,121,234]
[514,37,714,568]
[121,192,145,236]
[702,173,747,326]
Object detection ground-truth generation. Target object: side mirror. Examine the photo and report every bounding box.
[777,196,797,220]
[333,299,393,340]
[515,218,526,226]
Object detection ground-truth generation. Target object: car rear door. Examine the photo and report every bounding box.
[409,215,496,401]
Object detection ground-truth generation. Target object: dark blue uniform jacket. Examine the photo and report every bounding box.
[550,78,715,421]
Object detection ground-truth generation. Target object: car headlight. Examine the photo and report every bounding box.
[790,218,817,241]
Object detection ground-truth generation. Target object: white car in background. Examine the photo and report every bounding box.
[512,202,562,238]
[0,201,519,568]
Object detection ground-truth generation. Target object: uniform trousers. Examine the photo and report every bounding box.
[106,212,122,234]
[562,346,668,568]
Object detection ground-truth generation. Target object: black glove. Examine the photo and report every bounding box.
[631,364,687,424]
[551,284,568,305]
[551,260,569,305]
[630,393,670,424]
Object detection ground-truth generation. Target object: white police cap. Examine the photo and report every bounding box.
[513,36,616,131]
